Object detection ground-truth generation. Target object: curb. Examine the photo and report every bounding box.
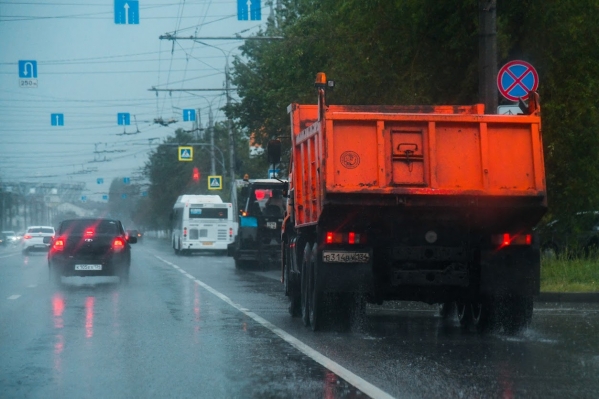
[537,292,599,303]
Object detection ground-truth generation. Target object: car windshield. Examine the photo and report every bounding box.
[27,227,54,234]
[3,2,599,398]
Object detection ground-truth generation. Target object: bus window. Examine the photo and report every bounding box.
[189,208,229,219]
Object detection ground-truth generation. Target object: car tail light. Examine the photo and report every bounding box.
[24,234,32,240]
[84,228,95,237]
[325,231,366,245]
[492,233,532,248]
[112,237,125,250]
[52,238,65,251]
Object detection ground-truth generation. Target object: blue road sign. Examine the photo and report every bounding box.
[114,0,139,24]
[51,113,64,126]
[123,177,130,184]
[238,0,261,20]
[117,113,131,125]
[122,193,128,199]
[18,60,37,78]
[497,60,539,102]
[81,195,87,203]
[183,109,196,122]
[97,178,104,184]
[102,195,109,201]
[268,169,280,178]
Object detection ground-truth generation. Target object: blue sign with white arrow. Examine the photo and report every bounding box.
[117,113,130,125]
[51,113,64,126]
[123,177,130,184]
[183,109,196,122]
[238,0,261,20]
[97,178,104,184]
[18,60,37,78]
[114,0,139,24]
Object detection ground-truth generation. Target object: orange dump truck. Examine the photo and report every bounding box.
[276,73,546,333]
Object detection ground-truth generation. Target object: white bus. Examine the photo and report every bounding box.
[171,195,238,255]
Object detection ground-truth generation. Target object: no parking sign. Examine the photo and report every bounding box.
[497,60,539,102]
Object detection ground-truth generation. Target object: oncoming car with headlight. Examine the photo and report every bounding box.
[48,218,136,284]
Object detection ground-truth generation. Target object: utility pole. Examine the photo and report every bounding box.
[479,0,498,114]
[209,106,216,176]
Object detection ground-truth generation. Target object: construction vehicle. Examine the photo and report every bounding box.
[276,72,546,333]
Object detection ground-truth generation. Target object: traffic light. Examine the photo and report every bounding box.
[192,167,200,183]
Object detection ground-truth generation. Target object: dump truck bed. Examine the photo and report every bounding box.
[289,104,546,228]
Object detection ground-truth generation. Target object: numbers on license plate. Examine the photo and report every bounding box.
[322,252,370,263]
[74,265,102,271]
[266,222,277,229]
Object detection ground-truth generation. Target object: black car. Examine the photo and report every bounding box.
[538,211,599,256]
[48,218,136,284]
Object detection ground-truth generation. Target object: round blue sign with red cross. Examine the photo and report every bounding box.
[497,60,539,102]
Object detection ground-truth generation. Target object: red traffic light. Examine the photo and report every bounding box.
[192,167,200,182]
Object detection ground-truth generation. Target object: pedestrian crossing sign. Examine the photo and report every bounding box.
[208,175,222,190]
[178,146,193,161]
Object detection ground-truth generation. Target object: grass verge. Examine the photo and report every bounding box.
[541,250,599,292]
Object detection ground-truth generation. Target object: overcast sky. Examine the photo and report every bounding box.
[0,0,267,202]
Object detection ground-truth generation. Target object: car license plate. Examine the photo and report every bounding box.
[202,242,213,246]
[323,251,370,263]
[75,264,102,271]
[266,222,277,229]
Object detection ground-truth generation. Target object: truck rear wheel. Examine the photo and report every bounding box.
[284,243,301,317]
[300,243,312,327]
[501,295,533,334]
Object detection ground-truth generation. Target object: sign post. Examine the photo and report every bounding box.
[497,60,539,102]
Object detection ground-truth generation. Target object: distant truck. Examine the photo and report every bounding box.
[277,72,546,333]
[171,195,237,255]
[231,178,288,268]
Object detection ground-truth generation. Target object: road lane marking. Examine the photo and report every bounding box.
[8,295,21,300]
[155,255,395,399]
[0,253,19,259]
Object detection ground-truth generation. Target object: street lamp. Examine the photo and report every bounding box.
[194,41,237,187]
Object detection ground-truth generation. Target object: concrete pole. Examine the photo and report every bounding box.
[209,106,216,176]
[479,0,498,114]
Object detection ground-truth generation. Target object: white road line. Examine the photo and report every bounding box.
[8,295,21,300]
[155,255,394,399]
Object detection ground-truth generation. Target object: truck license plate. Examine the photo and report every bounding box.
[323,251,370,263]
[266,222,277,229]
[202,242,213,246]
[75,264,102,271]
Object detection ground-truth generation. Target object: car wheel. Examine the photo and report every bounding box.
[456,301,471,327]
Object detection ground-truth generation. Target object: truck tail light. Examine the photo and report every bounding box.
[183,227,187,238]
[229,228,233,238]
[325,231,366,245]
[492,233,532,248]
[52,237,65,251]
[112,237,125,250]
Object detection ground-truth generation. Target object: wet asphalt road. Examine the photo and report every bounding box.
[1,239,598,399]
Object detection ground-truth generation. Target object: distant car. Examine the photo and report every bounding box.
[537,211,599,256]
[126,229,143,242]
[21,226,55,254]
[1,231,17,246]
[48,218,136,284]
